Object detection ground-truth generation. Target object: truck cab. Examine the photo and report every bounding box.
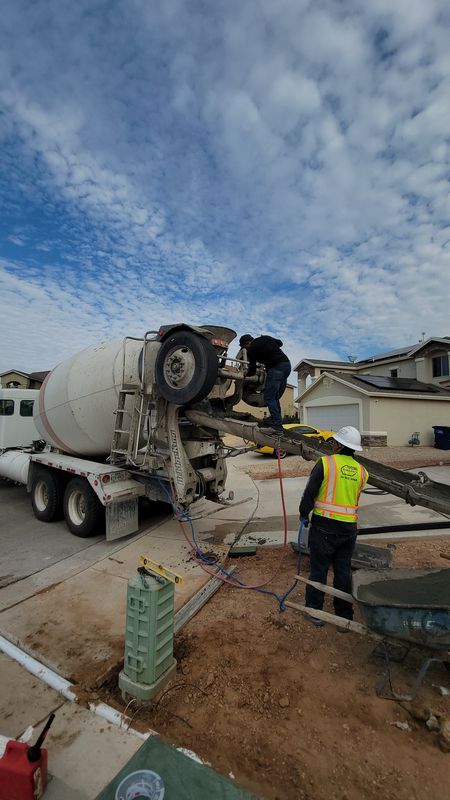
[0,389,40,449]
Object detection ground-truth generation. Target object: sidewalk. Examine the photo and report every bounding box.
[1,651,142,799]
[0,461,258,797]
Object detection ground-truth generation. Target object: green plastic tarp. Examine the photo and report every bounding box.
[95,735,261,800]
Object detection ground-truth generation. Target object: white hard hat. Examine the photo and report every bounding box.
[332,426,363,451]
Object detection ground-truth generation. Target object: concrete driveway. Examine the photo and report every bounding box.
[234,459,450,547]
[1,456,449,798]
[0,458,259,798]
[0,461,257,682]
[0,481,170,588]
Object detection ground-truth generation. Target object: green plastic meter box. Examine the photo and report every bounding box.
[118,573,177,701]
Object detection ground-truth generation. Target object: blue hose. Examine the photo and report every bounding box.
[278,522,303,609]
[158,479,303,611]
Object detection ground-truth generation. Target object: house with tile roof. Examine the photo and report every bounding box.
[294,337,450,446]
[0,370,50,389]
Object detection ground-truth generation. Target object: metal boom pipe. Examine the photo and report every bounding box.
[185,409,450,517]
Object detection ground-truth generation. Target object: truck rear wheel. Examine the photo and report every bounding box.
[31,467,64,522]
[63,477,103,537]
[155,331,218,405]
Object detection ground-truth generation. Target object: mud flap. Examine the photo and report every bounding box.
[106,498,139,540]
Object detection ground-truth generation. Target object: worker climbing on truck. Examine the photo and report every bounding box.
[3,321,450,548]
[299,426,369,628]
[239,334,291,434]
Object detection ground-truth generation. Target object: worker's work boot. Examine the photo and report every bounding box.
[257,420,284,435]
[336,621,351,633]
[305,614,325,627]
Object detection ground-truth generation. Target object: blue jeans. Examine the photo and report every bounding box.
[263,361,291,429]
[305,523,357,619]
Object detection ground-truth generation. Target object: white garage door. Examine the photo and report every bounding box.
[307,404,360,431]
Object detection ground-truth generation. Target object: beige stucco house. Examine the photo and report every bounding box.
[295,337,450,446]
[0,370,49,389]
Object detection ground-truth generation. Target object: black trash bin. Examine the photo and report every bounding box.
[432,425,450,450]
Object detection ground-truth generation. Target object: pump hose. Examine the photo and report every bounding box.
[159,446,304,610]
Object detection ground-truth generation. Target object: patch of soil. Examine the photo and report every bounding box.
[100,544,450,800]
[370,537,450,568]
[243,446,450,481]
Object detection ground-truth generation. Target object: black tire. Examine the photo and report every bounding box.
[31,467,64,522]
[273,448,287,459]
[63,477,104,538]
[155,331,218,405]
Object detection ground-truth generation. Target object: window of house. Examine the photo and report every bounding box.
[432,355,450,377]
[390,369,398,377]
[0,399,14,416]
[20,399,34,417]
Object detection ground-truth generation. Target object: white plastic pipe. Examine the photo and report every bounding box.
[88,702,151,741]
[0,635,153,740]
[0,635,77,700]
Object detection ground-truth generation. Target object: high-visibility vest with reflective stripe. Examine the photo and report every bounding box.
[313,455,368,523]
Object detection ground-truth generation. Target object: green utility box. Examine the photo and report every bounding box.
[119,573,177,701]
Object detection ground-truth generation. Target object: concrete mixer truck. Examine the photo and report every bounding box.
[5,323,450,542]
[0,324,268,540]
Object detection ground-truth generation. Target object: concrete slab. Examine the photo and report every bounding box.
[238,530,299,547]
[45,704,142,799]
[232,465,450,546]
[0,534,227,687]
[0,652,62,739]
[0,512,170,613]
[252,475,303,520]
[358,496,447,528]
[0,482,103,587]
[0,568,128,686]
[0,482,169,588]
[410,465,450,484]
[247,473,449,529]
[0,653,142,800]
[358,529,450,542]
[0,461,257,612]
[0,462,258,688]
[1,458,449,799]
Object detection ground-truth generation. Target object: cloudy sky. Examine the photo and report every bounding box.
[1,0,450,375]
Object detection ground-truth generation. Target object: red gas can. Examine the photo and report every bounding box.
[0,740,48,800]
[0,713,54,800]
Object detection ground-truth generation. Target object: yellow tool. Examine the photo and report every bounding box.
[139,556,184,586]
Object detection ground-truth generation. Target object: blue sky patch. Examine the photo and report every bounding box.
[1,0,450,375]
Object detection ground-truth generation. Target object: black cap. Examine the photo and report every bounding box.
[239,334,254,347]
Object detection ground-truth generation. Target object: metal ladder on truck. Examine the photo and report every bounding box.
[110,335,154,467]
[110,387,139,465]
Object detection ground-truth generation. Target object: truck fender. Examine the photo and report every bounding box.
[157,324,211,342]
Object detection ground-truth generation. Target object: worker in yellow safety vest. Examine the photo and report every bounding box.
[299,426,369,629]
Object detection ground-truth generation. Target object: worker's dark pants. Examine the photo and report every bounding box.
[263,362,291,429]
[306,523,357,619]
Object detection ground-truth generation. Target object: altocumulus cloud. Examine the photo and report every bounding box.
[1,0,450,373]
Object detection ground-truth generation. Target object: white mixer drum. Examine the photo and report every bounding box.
[34,339,145,457]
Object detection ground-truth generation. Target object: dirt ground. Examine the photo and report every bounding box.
[101,539,450,800]
[237,443,450,480]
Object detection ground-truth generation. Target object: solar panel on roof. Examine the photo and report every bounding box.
[355,375,440,393]
[359,344,416,362]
